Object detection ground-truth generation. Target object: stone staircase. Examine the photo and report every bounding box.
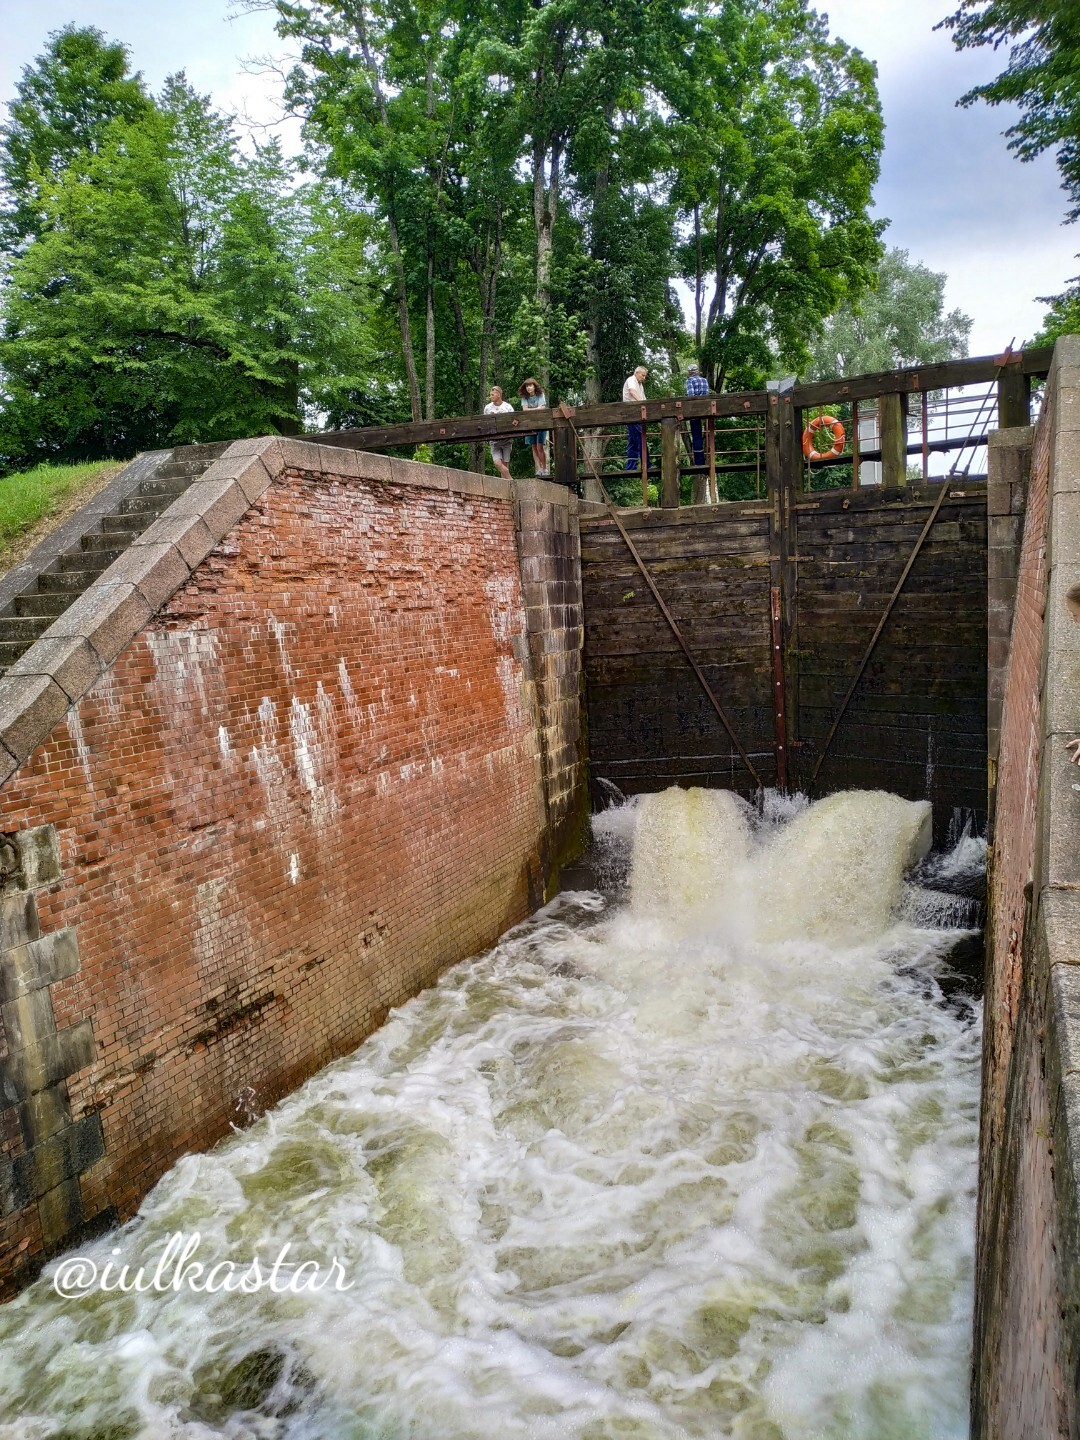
[0,442,230,679]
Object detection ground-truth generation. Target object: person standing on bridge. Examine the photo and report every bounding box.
[685,363,710,468]
[623,365,649,473]
[518,378,549,477]
[484,385,516,481]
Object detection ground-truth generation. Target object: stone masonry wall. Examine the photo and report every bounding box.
[0,441,584,1294]
[987,426,1035,809]
[975,338,1080,1438]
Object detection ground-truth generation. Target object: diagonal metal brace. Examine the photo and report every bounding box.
[809,478,953,789]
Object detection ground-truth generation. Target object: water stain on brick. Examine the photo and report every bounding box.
[0,467,584,1294]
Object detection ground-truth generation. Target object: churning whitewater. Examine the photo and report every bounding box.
[0,788,981,1440]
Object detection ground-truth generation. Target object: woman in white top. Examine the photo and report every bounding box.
[483,386,515,480]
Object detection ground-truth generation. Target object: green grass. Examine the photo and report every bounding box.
[0,459,125,570]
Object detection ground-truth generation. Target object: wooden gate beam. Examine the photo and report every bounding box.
[880,393,909,488]
[660,416,680,509]
[765,380,800,792]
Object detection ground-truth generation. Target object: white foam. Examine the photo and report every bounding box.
[0,786,979,1439]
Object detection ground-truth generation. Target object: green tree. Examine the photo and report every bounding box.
[0,25,152,249]
[805,247,972,379]
[0,78,305,468]
[672,0,884,391]
[1034,277,1080,345]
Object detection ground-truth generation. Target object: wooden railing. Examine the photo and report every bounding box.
[309,347,1053,505]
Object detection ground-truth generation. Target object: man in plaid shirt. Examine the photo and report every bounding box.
[685,364,710,468]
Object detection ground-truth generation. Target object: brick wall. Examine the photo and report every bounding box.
[975,339,1080,1438]
[0,443,584,1293]
[986,427,1034,798]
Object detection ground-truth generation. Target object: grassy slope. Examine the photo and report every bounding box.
[0,459,126,574]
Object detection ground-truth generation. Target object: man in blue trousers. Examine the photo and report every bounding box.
[623,365,649,472]
[685,363,710,468]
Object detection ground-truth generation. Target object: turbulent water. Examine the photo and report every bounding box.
[0,788,982,1440]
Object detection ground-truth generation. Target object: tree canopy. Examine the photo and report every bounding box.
[806,247,972,380]
[0,7,893,471]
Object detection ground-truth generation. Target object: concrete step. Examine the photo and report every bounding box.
[0,615,54,645]
[154,459,216,480]
[117,493,176,517]
[101,509,164,532]
[60,548,121,573]
[38,570,92,596]
[0,641,28,669]
[14,593,74,619]
[170,441,231,465]
[82,529,139,552]
[137,477,194,498]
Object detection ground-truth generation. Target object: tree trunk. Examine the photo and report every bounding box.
[694,203,703,350]
[387,217,423,421]
[352,0,422,420]
[424,50,436,422]
[425,252,436,421]
[584,140,612,493]
[533,136,561,396]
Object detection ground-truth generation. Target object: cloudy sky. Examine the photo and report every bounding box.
[2,0,1077,358]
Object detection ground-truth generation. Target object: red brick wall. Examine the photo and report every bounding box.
[982,405,1049,1200]
[0,469,557,1289]
[975,386,1072,1436]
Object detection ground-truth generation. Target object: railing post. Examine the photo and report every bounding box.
[880,392,908,488]
[552,415,578,492]
[661,415,680,509]
[997,369,1031,428]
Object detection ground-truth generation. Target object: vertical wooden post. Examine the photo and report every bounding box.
[765,380,800,792]
[920,391,929,481]
[852,399,861,489]
[708,414,717,504]
[880,392,908,488]
[661,415,680,509]
[997,369,1031,428]
[552,418,577,492]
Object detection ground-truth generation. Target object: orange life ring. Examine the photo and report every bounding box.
[801,414,846,461]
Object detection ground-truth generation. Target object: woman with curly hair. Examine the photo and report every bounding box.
[518,378,549,477]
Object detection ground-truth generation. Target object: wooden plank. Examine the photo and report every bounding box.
[552,420,577,490]
[879,393,908,488]
[997,372,1031,428]
[307,352,1050,455]
[661,416,680,509]
[791,347,1052,409]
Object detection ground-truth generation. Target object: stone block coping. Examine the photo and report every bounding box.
[1033,336,1080,1344]
[0,437,575,788]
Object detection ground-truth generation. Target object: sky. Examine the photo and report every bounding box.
[1,0,1078,359]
